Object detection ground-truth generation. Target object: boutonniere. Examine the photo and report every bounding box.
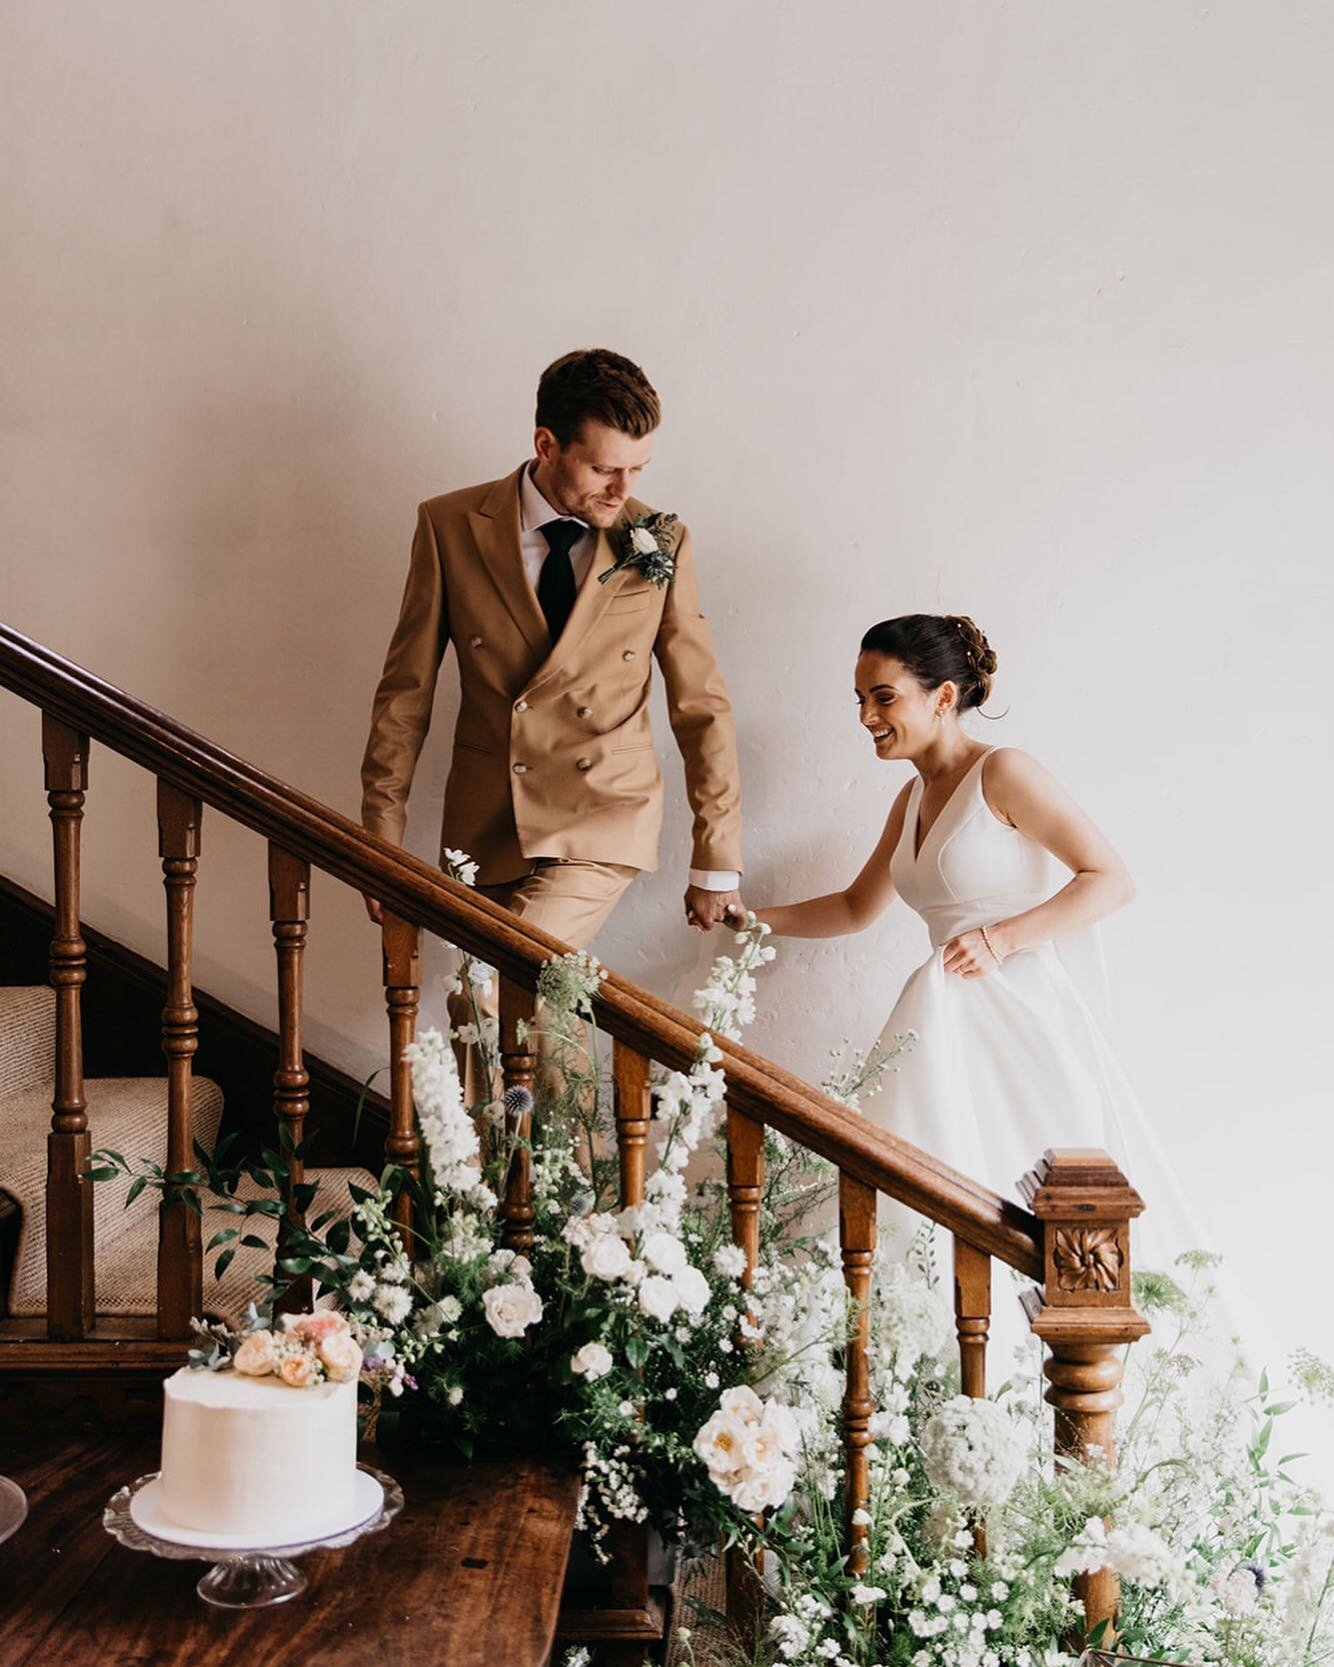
[599,511,678,588]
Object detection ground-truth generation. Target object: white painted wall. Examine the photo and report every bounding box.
[3,4,1332,1386]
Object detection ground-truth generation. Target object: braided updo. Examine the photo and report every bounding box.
[858,614,997,712]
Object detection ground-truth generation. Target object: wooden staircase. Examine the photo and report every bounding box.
[0,620,1150,1659]
[0,982,375,1334]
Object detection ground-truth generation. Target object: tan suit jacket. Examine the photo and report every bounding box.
[360,464,743,887]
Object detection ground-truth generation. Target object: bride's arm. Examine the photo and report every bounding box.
[982,749,1135,959]
[754,785,909,938]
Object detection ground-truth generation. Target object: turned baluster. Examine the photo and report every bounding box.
[840,1171,876,1579]
[268,845,312,1312]
[725,1104,764,1288]
[156,781,203,1338]
[954,1237,992,1399]
[498,975,537,1254]
[381,912,422,1243]
[720,1104,769,1638]
[1020,1148,1149,1642]
[42,714,93,1339]
[954,1235,993,1556]
[613,1039,651,1210]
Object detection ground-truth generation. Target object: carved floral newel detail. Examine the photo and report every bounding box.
[1052,1226,1123,1294]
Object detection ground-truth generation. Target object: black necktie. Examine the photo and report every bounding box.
[537,519,582,643]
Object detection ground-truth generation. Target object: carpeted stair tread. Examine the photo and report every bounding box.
[0,986,56,1099]
[3,1075,225,1315]
[81,1166,377,1320]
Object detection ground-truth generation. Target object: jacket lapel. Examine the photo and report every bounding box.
[524,508,638,697]
[466,466,549,655]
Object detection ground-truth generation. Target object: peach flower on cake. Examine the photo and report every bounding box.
[232,1330,279,1376]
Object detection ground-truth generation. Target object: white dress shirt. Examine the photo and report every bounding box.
[518,464,739,896]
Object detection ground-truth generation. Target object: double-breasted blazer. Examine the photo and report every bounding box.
[360,463,743,887]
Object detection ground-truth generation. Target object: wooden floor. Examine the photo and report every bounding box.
[0,1418,581,1666]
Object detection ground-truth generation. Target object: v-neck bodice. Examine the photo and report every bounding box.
[889,749,1052,947]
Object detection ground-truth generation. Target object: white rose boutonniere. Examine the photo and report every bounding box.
[600,511,678,588]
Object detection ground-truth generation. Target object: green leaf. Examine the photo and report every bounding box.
[214,1247,236,1278]
[206,1227,239,1251]
[84,1166,118,1182]
[240,1234,270,1251]
[125,1176,148,1207]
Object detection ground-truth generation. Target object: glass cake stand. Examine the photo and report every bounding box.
[0,1476,27,1545]
[103,1462,402,1607]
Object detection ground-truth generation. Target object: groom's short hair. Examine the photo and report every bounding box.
[536,349,660,447]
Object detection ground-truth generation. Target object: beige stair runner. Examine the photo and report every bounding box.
[1,986,375,1323]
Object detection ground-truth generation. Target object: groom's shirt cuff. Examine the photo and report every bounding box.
[689,869,741,891]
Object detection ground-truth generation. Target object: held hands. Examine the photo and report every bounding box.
[684,885,745,933]
[942,923,1008,978]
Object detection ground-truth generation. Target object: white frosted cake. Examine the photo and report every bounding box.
[159,1366,359,1543]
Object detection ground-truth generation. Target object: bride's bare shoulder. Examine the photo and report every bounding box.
[981,747,1062,821]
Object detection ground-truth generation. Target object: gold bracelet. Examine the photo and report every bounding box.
[980,924,1004,967]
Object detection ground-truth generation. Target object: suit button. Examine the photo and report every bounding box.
[577,706,592,719]
[622,649,635,662]
[514,699,528,713]
[576,758,593,772]
[513,762,529,775]
[470,635,483,648]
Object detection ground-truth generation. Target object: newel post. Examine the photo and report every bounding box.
[1019,1149,1149,1641]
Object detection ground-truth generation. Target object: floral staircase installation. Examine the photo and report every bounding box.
[2,619,1332,1667]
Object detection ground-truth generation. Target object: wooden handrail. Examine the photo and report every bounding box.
[0,621,1043,1278]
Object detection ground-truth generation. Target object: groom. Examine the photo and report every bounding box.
[359,348,744,952]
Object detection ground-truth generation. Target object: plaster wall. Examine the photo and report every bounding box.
[2,3,1331,1371]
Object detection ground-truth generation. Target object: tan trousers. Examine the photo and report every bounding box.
[449,858,638,1106]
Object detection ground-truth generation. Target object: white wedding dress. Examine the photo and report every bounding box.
[868,748,1190,1288]
[866,747,1333,1491]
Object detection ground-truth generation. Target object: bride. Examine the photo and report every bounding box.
[755,612,1167,1270]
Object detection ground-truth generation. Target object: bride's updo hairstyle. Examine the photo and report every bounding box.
[859,614,998,713]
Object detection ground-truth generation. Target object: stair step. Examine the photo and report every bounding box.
[90,1168,377,1321]
[0,986,56,1098]
[3,1076,225,1315]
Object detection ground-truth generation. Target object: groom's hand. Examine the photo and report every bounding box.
[683,885,745,933]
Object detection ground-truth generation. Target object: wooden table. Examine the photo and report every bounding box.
[0,1423,580,1666]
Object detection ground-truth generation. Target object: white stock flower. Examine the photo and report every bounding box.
[712,1242,748,1279]
[482,1282,544,1339]
[630,525,659,555]
[404,1029,479,1191]
[920,1395,1027,1510]
[638,1275,680,1323]
[571,1341,614,1380]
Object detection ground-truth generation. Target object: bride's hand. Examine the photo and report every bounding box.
[942,930,1001,978]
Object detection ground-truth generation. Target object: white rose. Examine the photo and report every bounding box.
[730,1457,796,1513]
[582,1234,633,1282]
[570,1342,614,1381]
[638,1274,680,1323]
[693,1410,749,1477]
[672,1265,711,1319]
[630,526,659,555]
[482,1282,544,1339]
[719,1385,764,1423]
[642,1232,689,1277]
[232,1330,278,1376]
